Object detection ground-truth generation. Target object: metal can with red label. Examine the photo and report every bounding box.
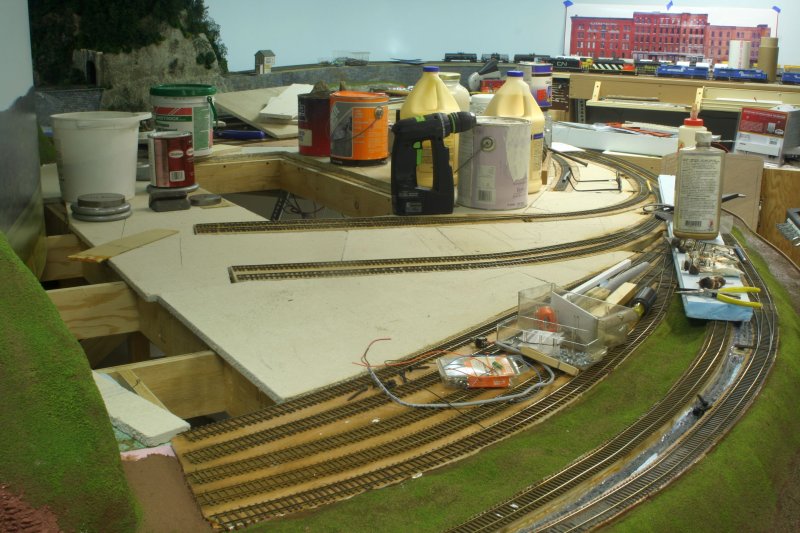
[148,131,195,188]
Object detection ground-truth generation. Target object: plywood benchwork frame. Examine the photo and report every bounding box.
[41,148,797,420]
[42,151,394,419]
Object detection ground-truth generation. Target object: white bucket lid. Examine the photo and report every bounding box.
[52,111,151,130]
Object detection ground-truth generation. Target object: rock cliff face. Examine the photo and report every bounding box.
[97,26,227,111]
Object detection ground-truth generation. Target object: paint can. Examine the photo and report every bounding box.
[150,84,216,157]
[148,131,195,188]
[329,91,389,166]
[298,91,332,157]
[457,117,531,210]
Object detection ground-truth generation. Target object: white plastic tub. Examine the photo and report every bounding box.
[52,111,150,203]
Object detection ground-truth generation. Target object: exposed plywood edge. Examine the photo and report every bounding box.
[68,229,178,263]
[47,281,140,340]
[137,299,209,356]
[280,159,392,217]
[42,234,85,281]
[195,156,283,193]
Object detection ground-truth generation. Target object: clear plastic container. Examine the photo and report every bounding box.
[495,283,639,371]
[438,72,470,112]
[483,70,545,193]
[400,66,461,187]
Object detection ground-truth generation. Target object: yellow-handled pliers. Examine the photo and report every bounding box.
[676,286,762,309]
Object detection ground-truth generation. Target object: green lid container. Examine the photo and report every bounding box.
[149,84,216,97]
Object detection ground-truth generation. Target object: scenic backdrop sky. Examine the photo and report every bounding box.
[206,0,796,73]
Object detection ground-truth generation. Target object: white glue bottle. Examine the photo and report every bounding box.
[673,130,724,240]
[677,116,706,150]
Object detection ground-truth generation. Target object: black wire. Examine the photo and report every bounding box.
[422,385,488,430]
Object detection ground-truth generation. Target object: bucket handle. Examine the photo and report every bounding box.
[75,112,152,129]
[208,96,218,126]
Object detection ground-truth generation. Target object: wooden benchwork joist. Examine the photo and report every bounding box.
[46,281,272,417]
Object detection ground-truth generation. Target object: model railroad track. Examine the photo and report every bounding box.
[194,151,657,235]
[448,236,775,532]
[173,251,677,530]
[228,217,662,281]
[524,235,778,532]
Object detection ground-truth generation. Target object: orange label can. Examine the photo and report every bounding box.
[329,91,389,166]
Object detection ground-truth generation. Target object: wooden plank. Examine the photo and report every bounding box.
[137,300,208,356]
[605,282,638,307]
[215,87,300,139]
[519,346,581,376]
[43,202,70,236]
[259,84,313,120]
[280,159,392,217]
[195,156,283,193]
[47,281,140,340]
[68,229,178,263]
[80,334,128,368]
[128,331,151,363]
[224,364,274,417]
[117,368,168,410]
[569,73,800,105]
[42,234,85,281]
[758,167,800,266]
[98,351,227,420]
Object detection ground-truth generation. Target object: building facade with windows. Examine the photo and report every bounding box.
[569,11,771,64]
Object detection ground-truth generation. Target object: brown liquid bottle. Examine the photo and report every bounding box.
[673,131,724,240]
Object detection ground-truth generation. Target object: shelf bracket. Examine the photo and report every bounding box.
[694,87,704,114]
[591,81,602,103]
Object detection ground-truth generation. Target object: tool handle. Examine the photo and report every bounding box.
[721,286,761,294]
[717,293,763,309]
[631,285,657,316]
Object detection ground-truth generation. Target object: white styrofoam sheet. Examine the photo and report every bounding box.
[553,123,678,157]
[93,372,189,446]
[158,252,631,401]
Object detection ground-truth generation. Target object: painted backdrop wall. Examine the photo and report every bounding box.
[207,0,799,72]
[0,0,45,272]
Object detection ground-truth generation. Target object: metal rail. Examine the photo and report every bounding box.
[168,152,686,529]
[172,252,675,529]
[529,235,777,532]
[227,218,661,281]
[449,236,776,532]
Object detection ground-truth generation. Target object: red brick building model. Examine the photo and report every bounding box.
[704,25,771,64]
[569,11,772,64]
[569,17,634,59]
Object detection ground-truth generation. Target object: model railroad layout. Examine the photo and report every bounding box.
[452,236,775,532]
[170,153,773,530]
